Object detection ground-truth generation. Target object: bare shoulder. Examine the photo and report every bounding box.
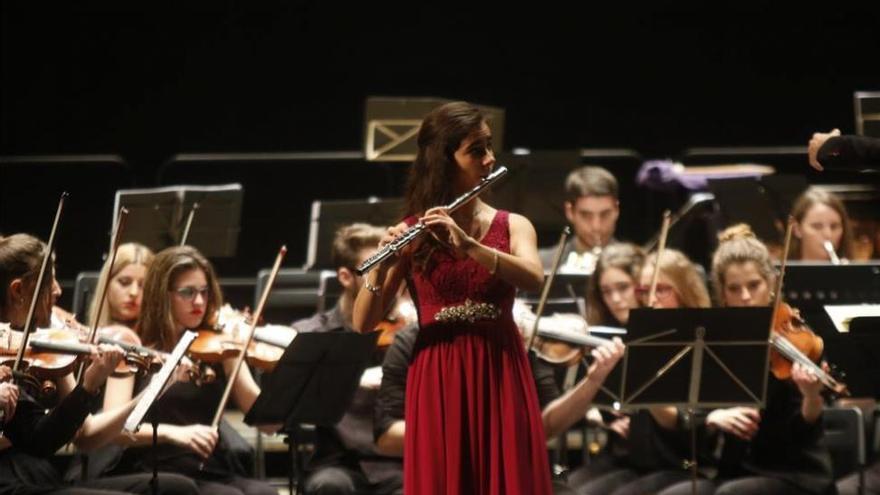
[508,212,537,234]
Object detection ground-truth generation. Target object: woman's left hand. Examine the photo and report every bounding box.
[421,207,474,252]
[791,361,823,400]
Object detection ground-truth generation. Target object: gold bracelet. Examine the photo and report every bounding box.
[489,248,499,275]
[363,279,381,294]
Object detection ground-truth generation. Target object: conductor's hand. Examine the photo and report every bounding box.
[706,407,761,440]
[163,424,218,459]
[808,128,841,171]
[421,207,473,252]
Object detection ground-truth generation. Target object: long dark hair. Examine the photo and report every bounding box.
[404,101,486,216]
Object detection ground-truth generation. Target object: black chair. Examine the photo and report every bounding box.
[255,268,335,326]
[823,406,866,491]
[72,271,100,323]
[157,152,408,277]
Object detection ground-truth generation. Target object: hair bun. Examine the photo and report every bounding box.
[718,223,755,243]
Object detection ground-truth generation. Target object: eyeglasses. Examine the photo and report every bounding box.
[634,283,676,300]
[171,286,209,301]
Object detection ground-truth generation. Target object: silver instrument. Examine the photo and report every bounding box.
[823,240,841,265]
[355,166,508,275]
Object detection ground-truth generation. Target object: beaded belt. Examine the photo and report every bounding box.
[434,299,501,323]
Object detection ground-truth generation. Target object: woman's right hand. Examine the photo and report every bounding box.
[163,424,218,459]
[706,407,761,440]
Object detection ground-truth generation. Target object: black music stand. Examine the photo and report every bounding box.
[780,262,880,310]
[620,308,771,492]
[518,273,589,315]
[304,197,403,270]
[123,331,198,495]
[814,307,880,399]
[244,330,380,495]
[113,183,243,257]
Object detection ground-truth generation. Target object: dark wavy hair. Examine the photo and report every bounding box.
[404,101,487,216]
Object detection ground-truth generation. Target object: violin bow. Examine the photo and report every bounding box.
[769,216,795,335]
[527,226,570,351]
[12,192,69,374]
[75,207,129,384]
[209,245,287,430]
[180,202,199,247]
[647,210,671,308]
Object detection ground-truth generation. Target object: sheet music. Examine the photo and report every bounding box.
[824,304,880,333]
[124,330,197,433]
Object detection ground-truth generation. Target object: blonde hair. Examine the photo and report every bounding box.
[642,248,710,308]
[88,243,154,328]
[711,224,776,306]
[331,223,384,269]
[139,246,222,352]
[587,243,645,325]
[789,187,855,260]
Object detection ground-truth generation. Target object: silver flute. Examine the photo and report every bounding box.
[355,166,509,276]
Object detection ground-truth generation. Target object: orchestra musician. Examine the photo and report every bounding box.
[97,245,277,495]
[353,101,556,494]
[657,224,835,495]
[789,187,855,262]
[538,166,621,274]
[0,233,199,495]
[294,223,406,495]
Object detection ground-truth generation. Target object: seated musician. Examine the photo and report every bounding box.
[657,225,835,495]
[98,245,277,495]
[294,223,407,495]
[538,166,621,274]
[374,317,624,495]
[574,248,712,495]
[789,187,855,262]
[0,233,199,494]
[564,243,643,491]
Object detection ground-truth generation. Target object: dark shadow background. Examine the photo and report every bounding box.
[2,3,879,285]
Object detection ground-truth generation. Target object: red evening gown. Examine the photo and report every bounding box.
[403,210,552,494]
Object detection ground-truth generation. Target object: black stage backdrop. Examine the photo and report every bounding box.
[2,3,879,287]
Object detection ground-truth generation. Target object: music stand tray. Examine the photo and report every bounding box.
[620,307,771,410]
[113,183,243,257]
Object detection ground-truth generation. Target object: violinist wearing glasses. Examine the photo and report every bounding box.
[0,233,199,494]
[98,246,277,495]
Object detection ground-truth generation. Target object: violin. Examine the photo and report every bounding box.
[187,304,290,372]
[766,217,848,397]
[769,303,849,397]
[516,304,616,366]
[0,324,158,379]
[375,298,417,349]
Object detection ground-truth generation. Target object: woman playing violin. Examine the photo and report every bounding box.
[101,245,276,495]
[0,233,199,495]
[656,225,835,495]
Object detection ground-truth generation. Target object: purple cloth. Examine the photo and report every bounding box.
[637,160,766,192]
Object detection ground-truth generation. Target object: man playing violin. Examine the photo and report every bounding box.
[293,223,408,495]
[0,233,199,494]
